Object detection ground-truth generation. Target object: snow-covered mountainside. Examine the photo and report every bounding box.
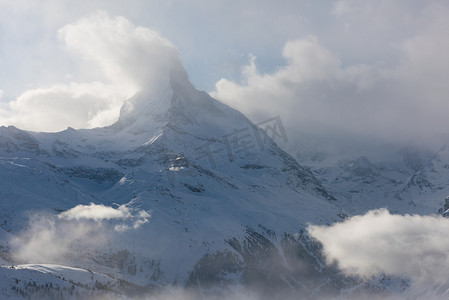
[5,59,448,299]
[0,62,371,299]
[295,138,449,216]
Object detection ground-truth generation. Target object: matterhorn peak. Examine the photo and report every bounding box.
[117,59,184,124]
[114,58,257,142]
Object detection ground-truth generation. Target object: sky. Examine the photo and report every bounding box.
[0,0,449,148]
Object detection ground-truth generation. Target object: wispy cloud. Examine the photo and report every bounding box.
[11,202,150,264]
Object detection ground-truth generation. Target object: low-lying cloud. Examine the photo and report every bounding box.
[10,202,150,264]
[58,202,151,231]
[308,209,449,297]
[11,213,105,264]
[58,202,130,221]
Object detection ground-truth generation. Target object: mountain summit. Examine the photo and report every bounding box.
[113,61,268,147]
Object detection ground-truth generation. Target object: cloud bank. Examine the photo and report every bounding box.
[308,209,449,297]
[0,11,179,132]
[212,1,449,147]
[11,202,150,264]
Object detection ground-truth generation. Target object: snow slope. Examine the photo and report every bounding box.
[0,63,352,299]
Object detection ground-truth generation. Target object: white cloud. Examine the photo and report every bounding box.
[58,202,131,221]
[58,202,151,231]
[211,35,382,137]
[0,11,180,132]
[308,209,449,286]
[58,10,179,92]
[11,202,150,264]
[1,82,126,132]
[212,2,449,147]
[0,90,3,99]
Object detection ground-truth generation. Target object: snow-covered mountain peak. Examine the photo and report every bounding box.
[110,60,261,149]
[116,61,179,128]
